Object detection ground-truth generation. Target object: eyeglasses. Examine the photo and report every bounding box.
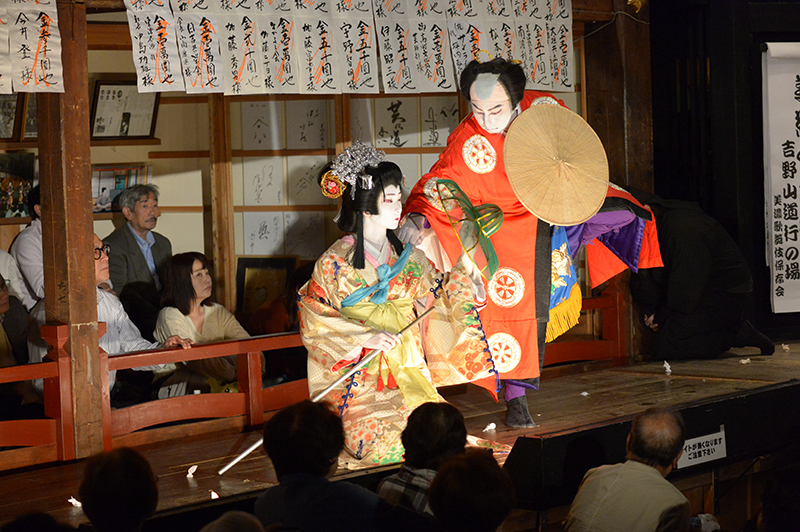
[94,244,111,260]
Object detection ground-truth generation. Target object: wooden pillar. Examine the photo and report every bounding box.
[584,0,653,192]
[37,0,102,458]
[206,94,235,310]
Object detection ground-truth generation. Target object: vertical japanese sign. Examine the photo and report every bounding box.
[257,15,298,93]
[762,43,800,313]
[334,16,379,93]
[410,18,454,92]
[377,18,416,93]
[0,4,12,94]
[546,0,571,91]
[217,14,263,94]
[10,0,64,93]
[447,18,485,78]
[297,16,339,93]
[126,0,186,92]
[174,14,224,93]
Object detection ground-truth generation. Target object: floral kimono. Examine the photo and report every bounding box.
[299,237,494,465]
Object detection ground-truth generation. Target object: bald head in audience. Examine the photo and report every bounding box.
[626,406,686,476]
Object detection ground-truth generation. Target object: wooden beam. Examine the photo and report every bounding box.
[87,23,131,50]
[207,94,236,311]
[39,0,103,459]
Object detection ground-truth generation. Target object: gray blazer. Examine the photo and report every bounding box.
[103,224,172,340]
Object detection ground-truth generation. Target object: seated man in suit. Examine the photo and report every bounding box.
[103,184,172,341]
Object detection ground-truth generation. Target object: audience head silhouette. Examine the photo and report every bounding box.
[402,402,467,470]
[78,447,158,532]
[262,400,344,481]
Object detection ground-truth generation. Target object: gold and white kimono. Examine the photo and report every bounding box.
[299,237,495,466]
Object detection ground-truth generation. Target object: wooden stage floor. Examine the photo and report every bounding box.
[1,343,798,529]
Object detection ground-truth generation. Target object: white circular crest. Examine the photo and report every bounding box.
[488,267,525,308]
[462,135,497,174]
[531,96,561,106]
[488,333,522,373]
[423,179,446,212]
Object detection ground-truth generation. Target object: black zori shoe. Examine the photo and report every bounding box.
[505,396,536,429]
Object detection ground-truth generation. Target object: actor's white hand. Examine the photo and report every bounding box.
[361,331,400,352]
[397,213,427,245]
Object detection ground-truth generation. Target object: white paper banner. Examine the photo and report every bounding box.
[547,0,573,92]
[217,14,263,94]
[762,42,800,313]
[334,16,380,93]
[175,14,225,93]
[127,10,187,92]
[377,18,418,93]
[447,18,486,78]
[0,4,12,94]
[297,16,340,94]
[10,5,64,93]
[410,17,455,93]
[256,14,299,94]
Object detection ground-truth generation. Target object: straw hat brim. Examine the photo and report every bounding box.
[504,104,609,225]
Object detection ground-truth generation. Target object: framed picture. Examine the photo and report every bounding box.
[90,77,160,140]
[0,152,36,217]
[0,94,23,140]
[236,257,297,315]
[91,163,150,212]
[23,94,37,140]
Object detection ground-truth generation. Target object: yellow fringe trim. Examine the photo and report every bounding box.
[546,283,583,343]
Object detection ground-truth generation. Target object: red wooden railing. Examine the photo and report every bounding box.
[0,324,75,470]
[101,333,309,449]
[0,287,626,469]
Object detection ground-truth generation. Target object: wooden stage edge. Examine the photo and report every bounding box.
[1,343,799,529]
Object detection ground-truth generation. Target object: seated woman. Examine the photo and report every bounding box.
[299,142,496,467]
[154,252,250,396]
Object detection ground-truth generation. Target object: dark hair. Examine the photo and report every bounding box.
[27,185,40,219]
[78,447,159,532]
[161,252,213,315]
[319,161,404,269]
[402,402,467,470]
[760,466,800,532]
[459,58,527,109]
[119,184,159,212]
[429,449,515,532]
[0,512,72,532]
[628,407,686,468]
[263,400,344,480]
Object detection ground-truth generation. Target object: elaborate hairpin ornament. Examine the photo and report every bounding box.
[321,141,386,199]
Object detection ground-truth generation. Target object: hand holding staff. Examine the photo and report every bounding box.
[218,307,435,475]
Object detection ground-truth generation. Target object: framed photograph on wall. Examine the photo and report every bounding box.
[0,152,36,218]
[90,77,160,140]
[235,257,297,316]
[0,94,23,140]
[91,163,150,212]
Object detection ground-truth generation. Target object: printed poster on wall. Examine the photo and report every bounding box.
[762,42,800,313]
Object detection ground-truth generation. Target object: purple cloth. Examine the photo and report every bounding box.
[503,380,527,401]
[565,210,646,273]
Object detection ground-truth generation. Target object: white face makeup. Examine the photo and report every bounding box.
[469,80,514,134]
[365,184,403,231]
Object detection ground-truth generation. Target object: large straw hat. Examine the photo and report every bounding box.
[504,104,609,225]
